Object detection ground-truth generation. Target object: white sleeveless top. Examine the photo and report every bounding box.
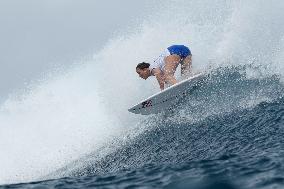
[149,49,171,75]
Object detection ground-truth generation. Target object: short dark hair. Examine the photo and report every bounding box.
[136,62,150,69]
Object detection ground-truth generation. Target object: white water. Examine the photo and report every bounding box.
[1,0,284,185]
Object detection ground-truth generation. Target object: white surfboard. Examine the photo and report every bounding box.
[128,73,206,115]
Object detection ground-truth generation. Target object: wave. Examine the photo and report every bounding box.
[50,66,284,179]
[1,0,284,185]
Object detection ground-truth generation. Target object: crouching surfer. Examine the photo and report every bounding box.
[136,45,192,91]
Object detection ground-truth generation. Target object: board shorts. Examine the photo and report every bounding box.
[167,45,191,59]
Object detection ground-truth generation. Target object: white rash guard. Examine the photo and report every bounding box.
[149,49,171,75]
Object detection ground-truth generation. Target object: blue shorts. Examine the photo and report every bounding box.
[167,45,191,59]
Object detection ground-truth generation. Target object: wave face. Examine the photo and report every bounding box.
[46,67,284,187]
[3,67,284,188]
[1,0,284,188]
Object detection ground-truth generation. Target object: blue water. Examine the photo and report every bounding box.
[2,67,284,189]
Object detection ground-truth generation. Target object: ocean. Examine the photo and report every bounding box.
[1,1,284,188]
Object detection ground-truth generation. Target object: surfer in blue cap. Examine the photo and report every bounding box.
[136,45,192,90]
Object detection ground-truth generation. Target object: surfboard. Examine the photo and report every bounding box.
[128,73,206,115]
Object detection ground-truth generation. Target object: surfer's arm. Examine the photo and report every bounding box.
[152,68,165,90]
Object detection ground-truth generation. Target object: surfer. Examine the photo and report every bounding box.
[136,45,192,90]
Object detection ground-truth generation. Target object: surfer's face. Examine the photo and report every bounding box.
[136,68,150,80]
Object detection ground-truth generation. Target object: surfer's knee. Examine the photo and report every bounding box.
[164,74,177,85]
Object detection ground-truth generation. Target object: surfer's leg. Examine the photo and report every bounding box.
[164,55,181,85]
[181,55,192,76]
